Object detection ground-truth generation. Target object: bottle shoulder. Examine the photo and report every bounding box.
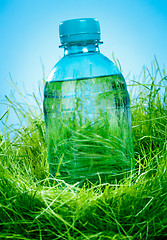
[47,52,121,82]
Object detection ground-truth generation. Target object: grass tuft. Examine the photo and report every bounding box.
[0,58,166,239]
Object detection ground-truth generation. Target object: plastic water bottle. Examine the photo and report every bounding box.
[43,18,134,184]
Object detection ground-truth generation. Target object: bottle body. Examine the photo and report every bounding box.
[44,50,134,184]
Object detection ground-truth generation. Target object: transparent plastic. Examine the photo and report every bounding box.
[44,41,134,184]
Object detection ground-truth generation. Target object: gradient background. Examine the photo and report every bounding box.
[0,0,167,128]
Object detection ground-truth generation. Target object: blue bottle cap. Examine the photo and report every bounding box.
[59,18,101,45]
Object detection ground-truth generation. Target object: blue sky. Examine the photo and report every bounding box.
[0,0,167,128]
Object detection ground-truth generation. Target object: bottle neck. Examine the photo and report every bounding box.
[62,42,100,56]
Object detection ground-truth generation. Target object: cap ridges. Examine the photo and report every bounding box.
[59,18,101,45]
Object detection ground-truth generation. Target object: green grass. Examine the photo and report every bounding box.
[0,58,166,239]
[44,74,134,184]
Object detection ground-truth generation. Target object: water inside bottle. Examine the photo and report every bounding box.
[44,74,134,184]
